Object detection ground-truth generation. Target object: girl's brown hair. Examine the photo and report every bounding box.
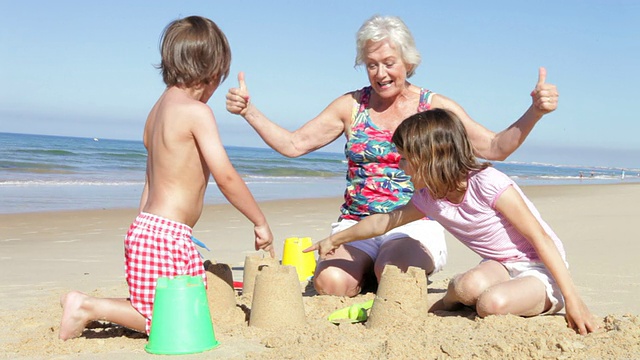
[391,109,490,199]
[157,16,231,88]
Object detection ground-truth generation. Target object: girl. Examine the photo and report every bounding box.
[305,108,597,335]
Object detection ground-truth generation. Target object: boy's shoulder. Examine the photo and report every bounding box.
[163,87,207,106]
[160,89,213,120]
[145,88,215,142]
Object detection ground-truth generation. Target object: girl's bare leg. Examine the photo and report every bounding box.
[59,291,146,340]
[475,276,550,317]
[441,260,510,310]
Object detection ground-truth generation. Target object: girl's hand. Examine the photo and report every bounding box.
[303,236,338,259]
[564,296,599,335]
[530,67,559,115]
[226,72,251,116]
[254,223,275,258]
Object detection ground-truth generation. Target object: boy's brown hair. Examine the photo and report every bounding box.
[158,16,231,88]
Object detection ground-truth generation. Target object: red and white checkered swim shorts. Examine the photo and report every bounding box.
[124,212,206,334]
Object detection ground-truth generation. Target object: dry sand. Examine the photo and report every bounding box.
[1,183,639,359]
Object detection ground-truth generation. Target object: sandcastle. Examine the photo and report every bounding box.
[242,254,280,299]
[366,265,429,329]
[204,259,426,330]
[249,264,307,329]
[204,260,237,320]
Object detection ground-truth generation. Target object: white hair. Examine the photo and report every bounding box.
[355,15,421,78]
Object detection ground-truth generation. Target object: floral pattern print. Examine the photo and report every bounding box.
[340,86,433,220]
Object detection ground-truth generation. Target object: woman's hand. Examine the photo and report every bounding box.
[530,67,559,115]
[226,72,251,117]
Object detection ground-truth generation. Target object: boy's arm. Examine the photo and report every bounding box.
[304,202,424,259]
[193,106,275,257]
[495,186,597,335]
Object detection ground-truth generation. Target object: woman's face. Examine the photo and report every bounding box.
[364,39,409,99]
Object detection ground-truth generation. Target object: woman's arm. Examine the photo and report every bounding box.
[226,72,349,157]
[436,67,558,161]
[304,202,425,259]
[495,186,597,335]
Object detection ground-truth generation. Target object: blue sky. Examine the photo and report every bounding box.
[1,1,638,168]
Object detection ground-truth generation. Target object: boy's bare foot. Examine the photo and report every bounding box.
[59,291,91,340]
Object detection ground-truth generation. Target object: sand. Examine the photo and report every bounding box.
[1,183,639,359]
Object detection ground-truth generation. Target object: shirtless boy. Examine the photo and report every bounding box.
[59,15,274,340]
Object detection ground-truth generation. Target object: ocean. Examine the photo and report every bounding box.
[1,132,638,214]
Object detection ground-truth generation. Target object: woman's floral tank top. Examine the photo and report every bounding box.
[340,86,434,220]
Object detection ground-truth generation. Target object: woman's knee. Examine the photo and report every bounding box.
[313,266,361,297]
[377,238,435,275]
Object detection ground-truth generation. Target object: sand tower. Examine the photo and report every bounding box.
[249,265,307,329]
[204,260,237,319]
[366,265,429,329]
[242,254,280,300]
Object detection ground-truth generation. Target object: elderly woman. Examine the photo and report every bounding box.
[226,15,558,297]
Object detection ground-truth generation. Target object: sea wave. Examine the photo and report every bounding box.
[0,160,76,171]
[13,148,77,156]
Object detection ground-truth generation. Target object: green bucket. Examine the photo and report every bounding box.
[145,275,220,355]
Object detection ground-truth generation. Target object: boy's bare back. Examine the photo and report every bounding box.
[141,86,217,227]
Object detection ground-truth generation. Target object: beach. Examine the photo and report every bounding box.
[1,183,639,359]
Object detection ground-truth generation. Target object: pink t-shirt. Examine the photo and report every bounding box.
[411,167,565,263]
